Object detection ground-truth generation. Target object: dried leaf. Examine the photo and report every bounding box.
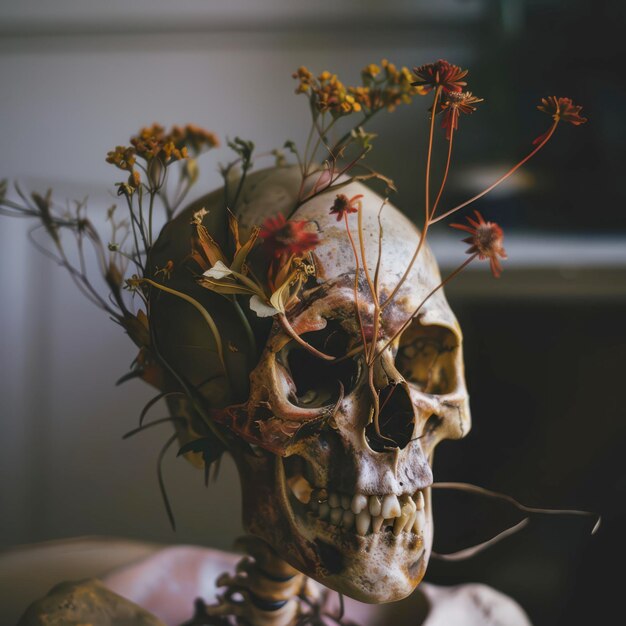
[193,223,227,267]
[231,226,259,274]
[227,209,240,250]
[269,278,294,314]
[199,277,256,296]
[177,436,226,487]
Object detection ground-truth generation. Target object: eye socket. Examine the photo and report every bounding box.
[280,321,359,408]
[396,321,458,395]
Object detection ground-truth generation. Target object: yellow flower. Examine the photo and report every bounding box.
[106,146,136,171]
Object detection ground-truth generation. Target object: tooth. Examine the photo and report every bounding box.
[382,494,401,519]
[368,495,382,517]
[287,475,312,504]
[415,491,425,511]
[393,500,414,536]
[351,494,368,515]
[372,515,384,533]
[342,510,355,529]
[341,494,351,510]
[393,516,406,536]
[329,492,341,508]
[356,509,371,536]
[413,509,426,534]
[407,509,417,533]
[330,507,343,525]
[319,502,330,520]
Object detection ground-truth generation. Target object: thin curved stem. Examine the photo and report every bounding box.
[380,89,442,310]
[425,86,442,222]
[139,278,230,388]
[430,127,455,220]
[277,313,335,361]
[431,120,559,224]
[377,253,477,359]
[432,481,601,534]
[157,432,179,531]
[344,213,369,355]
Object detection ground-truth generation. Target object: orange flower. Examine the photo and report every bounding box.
[329,193,363,221]
[411,60,468,94]
[538,96,587,126]
[450,210,507,278]
[439,91,483,140]
[260,214,319,260]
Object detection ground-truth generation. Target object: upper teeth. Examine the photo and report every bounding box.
[288,475,427,537]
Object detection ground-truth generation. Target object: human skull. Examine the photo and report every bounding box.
[151,165,470,604]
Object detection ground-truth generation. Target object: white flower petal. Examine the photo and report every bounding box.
[203,260,233,280]
[249,294,279,318]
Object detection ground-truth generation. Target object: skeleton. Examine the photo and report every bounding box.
[18,166,532,625]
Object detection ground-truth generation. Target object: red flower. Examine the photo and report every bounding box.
[329,193,363,221]
[260,213,319,259]
[533,97,587,145]
[411,60,468,94]
[439,91,483,140]
[538,96,587,126]
[450,210,507,278]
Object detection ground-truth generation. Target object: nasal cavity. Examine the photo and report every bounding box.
[365,383,416,452]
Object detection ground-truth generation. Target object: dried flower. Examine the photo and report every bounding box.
[329,193,363,221]
[450,210,507,278]
[412,60,468,94]
[362,64,381,79]
[293,61,419,117]
[108,123,218,170]
[260,213,319,259]
[439,91,483,140]
[154,260,174,281]
[351,59,420,113]
[292,66,314,94]
[192,207,208,225]
[106,146,136,172]
[533,97,587,145]
[537,96,587,126]
[180,124,220,155]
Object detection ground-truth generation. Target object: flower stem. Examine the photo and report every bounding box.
[425,86,442,221]
[430,127,455,220]
[380,87,442,310]
[139,278,230,387]
[431,121,559,224]
[376,253,478,359]
[277,313,335,361]
[344,213,369,354]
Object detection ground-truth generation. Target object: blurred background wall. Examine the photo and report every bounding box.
[1,1,624,625]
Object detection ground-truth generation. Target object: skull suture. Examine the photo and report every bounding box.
[151,165,470,604]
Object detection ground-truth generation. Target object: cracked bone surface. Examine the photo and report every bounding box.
[151,165,471,604]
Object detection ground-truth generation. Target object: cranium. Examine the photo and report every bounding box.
[151,165,470,604]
